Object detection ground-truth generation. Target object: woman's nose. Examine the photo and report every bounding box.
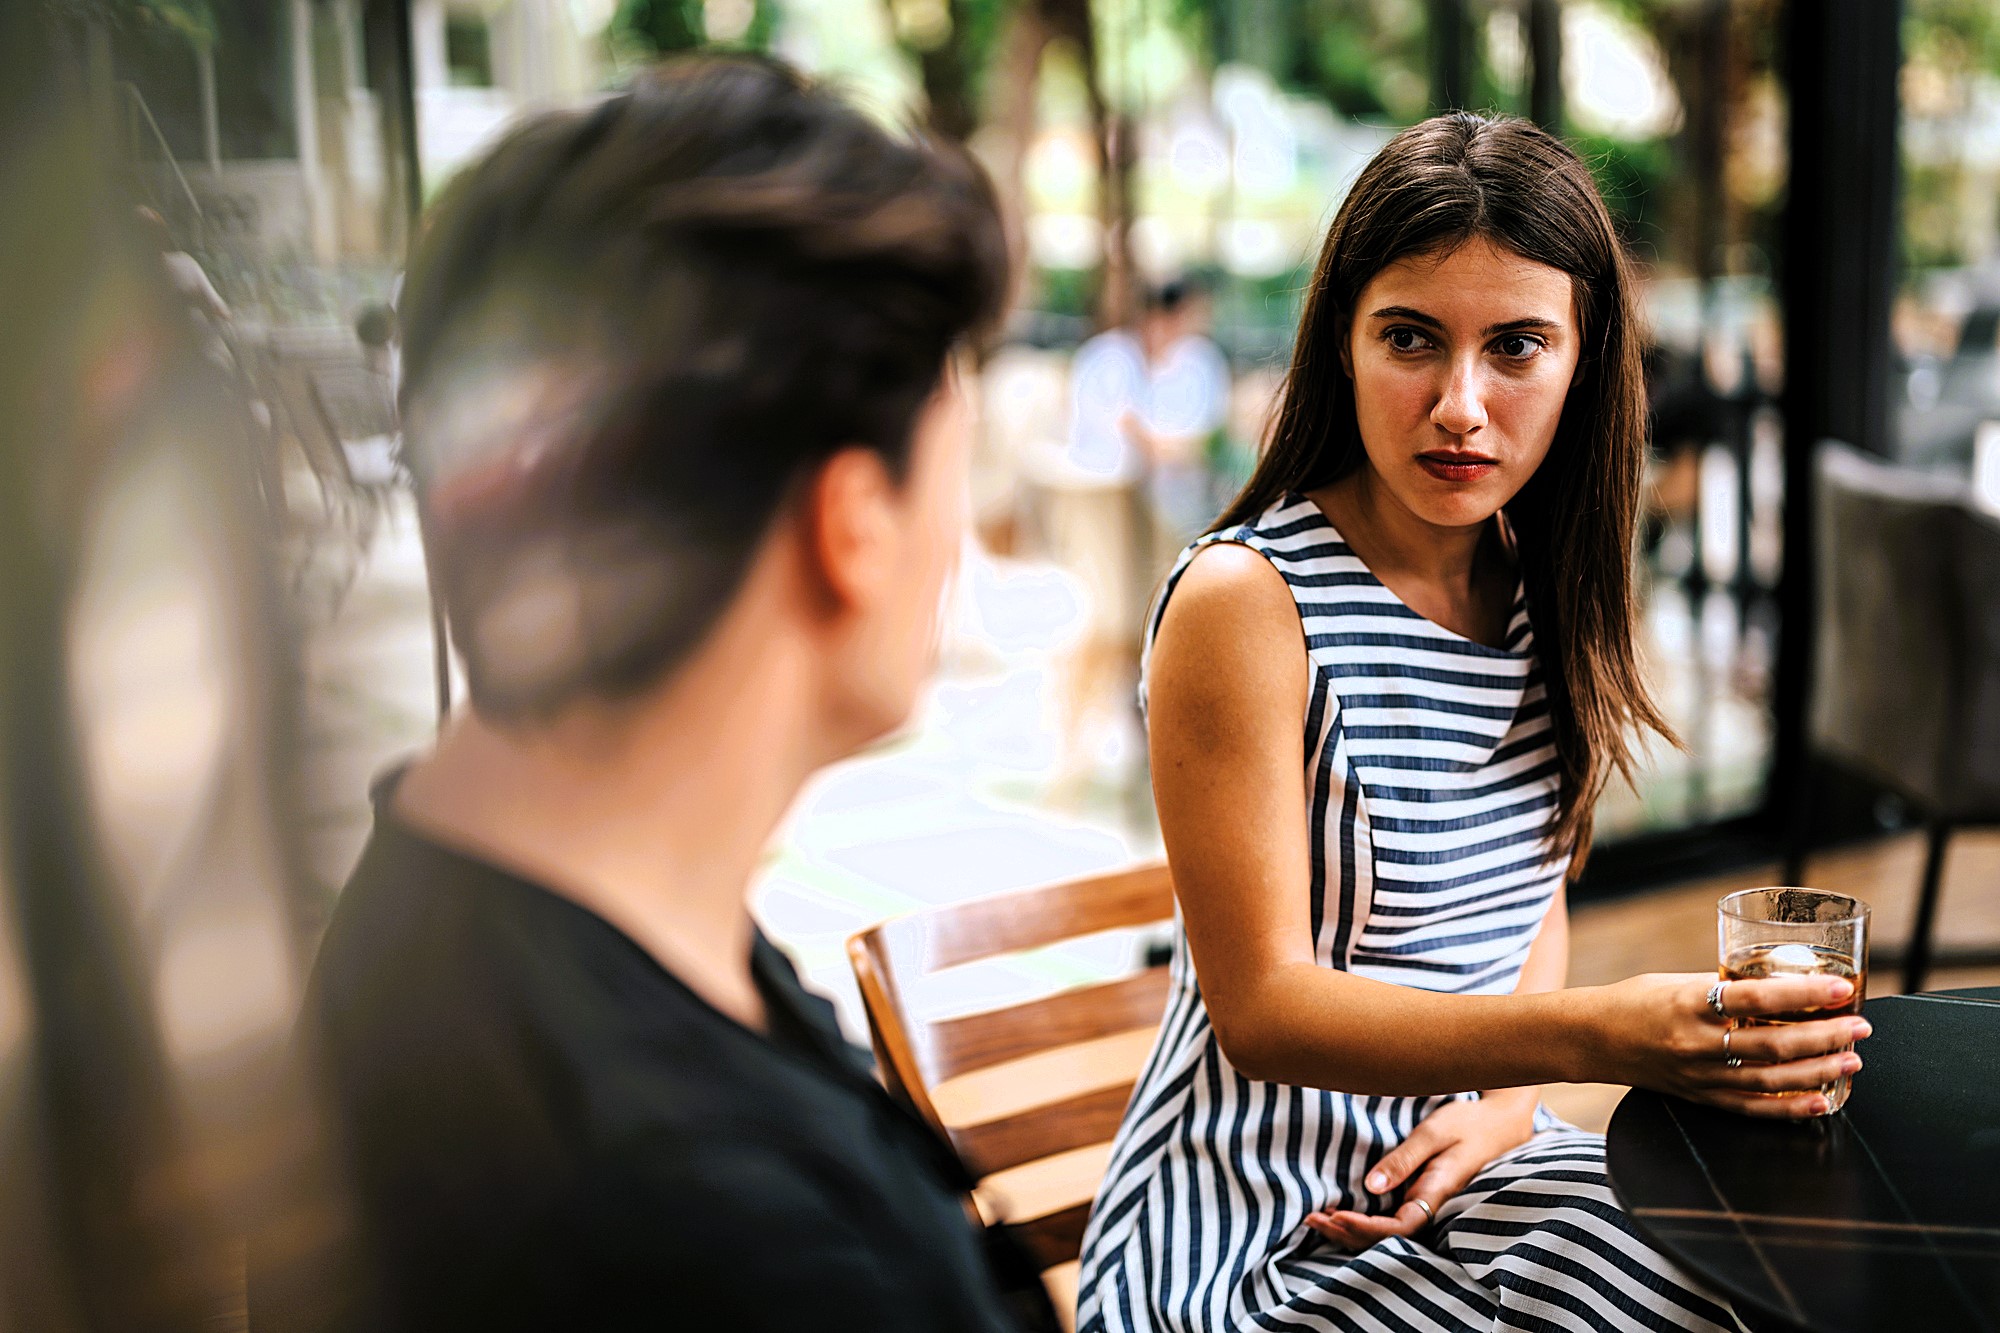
[1431,361,1488,437]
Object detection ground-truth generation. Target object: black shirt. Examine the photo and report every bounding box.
[258,801,1057,1332]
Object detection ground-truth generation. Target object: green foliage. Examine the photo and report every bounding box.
[610,0,777,58]
[1903,0,2000,271]
[1903,165,1968,272]
[1286,0,1426,123]
[1567,131,1674,259]
[1305,20,1391,118]
[967,0,1011,104]
[613,0,703,53]
[1164,0,1219,69]
[1906,0,2000,75]
[1034,265,1097,320]
[1239,264,1310,320]
[948,0,1008,107]
[886,0,1008,134]
[1208,262,1312,368]
[737,0,781,49]
[52,0,218,47]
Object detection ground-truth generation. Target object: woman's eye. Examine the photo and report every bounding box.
[1385,328,1431,353]
[1494,334,1544,360]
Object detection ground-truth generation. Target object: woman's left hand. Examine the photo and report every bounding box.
[1304,1092,1538,1251]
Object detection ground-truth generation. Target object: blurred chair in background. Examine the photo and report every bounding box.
[848,863,1174,1328]
[0,14,331,1326]
[1786,443,2000,992]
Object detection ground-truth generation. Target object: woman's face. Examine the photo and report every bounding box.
[1344,237,1582,530]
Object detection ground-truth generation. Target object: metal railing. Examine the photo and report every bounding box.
[118,80,205,249]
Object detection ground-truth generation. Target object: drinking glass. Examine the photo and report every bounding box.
[1717,887,1871,1113]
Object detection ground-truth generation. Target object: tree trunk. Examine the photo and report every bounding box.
[884,0,979,142]
[985,3,1049,308]
[1037,0,1132,329]
[893,0,1133,326]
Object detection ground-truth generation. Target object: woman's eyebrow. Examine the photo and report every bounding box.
[1368,304,1442,328]
[1367,306,1564,337]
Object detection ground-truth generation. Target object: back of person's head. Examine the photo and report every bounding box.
[398,55,1008,722]
[1145,280,1188,315]
[354,302,395,350]
[1140,275,1213,343]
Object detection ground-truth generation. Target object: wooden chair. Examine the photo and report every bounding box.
[847,862,1175,1325]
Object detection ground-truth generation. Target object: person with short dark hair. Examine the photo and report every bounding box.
[253,56,1055,1333]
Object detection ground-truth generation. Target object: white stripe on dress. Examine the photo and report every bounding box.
[1075,495,1737,1333]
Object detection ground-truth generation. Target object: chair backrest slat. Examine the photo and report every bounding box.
[923,969,1170,1084]
[951,1080,1136,1179]
[846,861,1177,1283]
[921,863,1173,971]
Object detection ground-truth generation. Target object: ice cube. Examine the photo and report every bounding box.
[1764,943,1823,973]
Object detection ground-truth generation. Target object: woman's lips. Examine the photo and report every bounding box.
[1416,453,1499,483]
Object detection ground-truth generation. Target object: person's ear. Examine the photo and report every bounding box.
[802,446,898,612]
[1336,314,1355,380]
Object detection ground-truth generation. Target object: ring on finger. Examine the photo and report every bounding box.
[1706,980,1730,1019]
[1722,1027,1742,1069]
[1411,1198,1434,1225]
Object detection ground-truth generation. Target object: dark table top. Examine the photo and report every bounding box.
[1607,987,2000,1333]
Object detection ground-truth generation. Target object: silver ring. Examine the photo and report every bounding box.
[1706,981,1730,1019]
[1411,1198,1434,1224]
[1722,1028,1742,1069]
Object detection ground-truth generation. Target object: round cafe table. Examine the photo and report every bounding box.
[1606,987,2000,1332]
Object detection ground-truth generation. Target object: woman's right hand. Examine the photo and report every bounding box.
[1588,972,1871,1118]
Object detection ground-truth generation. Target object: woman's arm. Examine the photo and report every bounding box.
[1307,886,1566,1249]
[1149,544,1864,1110]
[1472,880,1560,1120]
[1150,544,1588,1093]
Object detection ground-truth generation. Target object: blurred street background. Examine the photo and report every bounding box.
[166,0,1998,1025]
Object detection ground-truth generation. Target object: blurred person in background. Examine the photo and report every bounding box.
[1076,113,1868,1333]
[1071,276,1232,560]
[1047,277,1231,799]
[353,301,398,393]
[135,205,231,327]
[1062,276,1233,583]
[251,55,1057,1333]
[135,205,233,373]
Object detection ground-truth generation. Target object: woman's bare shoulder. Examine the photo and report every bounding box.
[1151,541,1307,720]
[1161,541,1297,635]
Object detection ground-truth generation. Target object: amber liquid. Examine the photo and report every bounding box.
[1720,943,1866,1112]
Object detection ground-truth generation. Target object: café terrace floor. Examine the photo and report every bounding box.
[300,496,2000,1137]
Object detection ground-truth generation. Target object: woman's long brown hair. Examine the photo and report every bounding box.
[1213,112,1674,871]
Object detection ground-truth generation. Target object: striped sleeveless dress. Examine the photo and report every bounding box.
[1076,494,1736,1333]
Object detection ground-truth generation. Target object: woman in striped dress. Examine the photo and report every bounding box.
[1076,114,1871,1333]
